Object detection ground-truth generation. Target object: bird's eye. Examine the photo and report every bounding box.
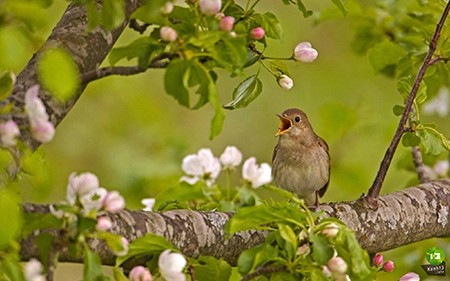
[295,116,301,123]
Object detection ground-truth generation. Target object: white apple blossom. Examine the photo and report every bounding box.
[433,160,449,178]
[293,42,318,62]
[423,87,449,117]
[277,74,294,90]
[327,256,347,274]
[242,157,272,188]
[322,222,339,238]
[24,259,45,281]
[0,120,20,146]
[180,148,221,187]
[158,250,187,281]
[142,198,155,211]
[199,0,221,16]
[79,187,108,214]
[66,172,100,204]
[220,146,242,169]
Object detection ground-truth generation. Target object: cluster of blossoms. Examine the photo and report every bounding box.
[372,253,420,281]
[156,1,318,92]
[180,146,272,188]
[0,85,55,147]
[51,172,128,256]
[128,250,187,281]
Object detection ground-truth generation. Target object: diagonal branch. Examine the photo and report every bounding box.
[20,180,450,269]
[367,2,450,199]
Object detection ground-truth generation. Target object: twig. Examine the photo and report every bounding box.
[81,52,178,84]
[241,265,285,281]
[411,146,431,183]
[367,2,450,199]
[129,19,151,34]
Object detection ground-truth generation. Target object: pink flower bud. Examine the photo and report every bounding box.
[220,16,235,32]
[277,74,293,90]
[113,237,129,256]
[250,27,265,40]
[0,120,20,147]
[327,257,347,274]
[129,266,152,281]
[160,26,177,42]
[30,119,55,143]
[322,222,339,238]
[296,244,310,256]
[372,253,384,267]
[294,42,318,62]
[383,260,395,272]
[199,0,221,16]
[399,272,420,281]
[25,85,48,121]
[103,191,125,212]
[96,216,112,231]
[160,2,174,15]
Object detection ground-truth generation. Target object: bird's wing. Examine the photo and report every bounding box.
[272,143,279,163]
[317,136,330,198]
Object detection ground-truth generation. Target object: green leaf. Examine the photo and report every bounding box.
[98,232,127,255]
[164,59,191,107]
[116,233,176,266]
[225,202,309,235]
[0,259,25,281]
[83,248,104,281]
[417,126,449,155]
[131,0,167,25]
[257,12,283,40]
[109,37,160,67]
[309,233,334,265]
[269,271,297,281]
[278,224,298,251]
[367,41,408,73]
[237,243,278,275]
[270,60,291,76]
[224,74,263,109]
[22,213,62,237]
[0,71,14,100]
[295,0,313,18]
[194,256,232,281]
[397,76,427,104]
[0,190,22,249]
[101,0,125,29]
[331,0,348,16]
[392,104,404,116]
[402,132,420,147]
[210,35,247,74]
[38,47,80,101]
[77,216,97,235]
[113,267,129,281]
[155,181,205,210]
[35,233,55,271]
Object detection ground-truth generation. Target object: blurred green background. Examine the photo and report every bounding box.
[1,0,449,280]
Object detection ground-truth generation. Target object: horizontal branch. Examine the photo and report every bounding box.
[20,180,450,268]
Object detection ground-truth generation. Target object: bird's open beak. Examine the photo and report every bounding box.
[275,114,292,136]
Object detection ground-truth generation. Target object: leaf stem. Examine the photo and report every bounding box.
[367,2,450,199]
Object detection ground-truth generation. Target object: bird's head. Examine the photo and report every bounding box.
[275,108,313,139]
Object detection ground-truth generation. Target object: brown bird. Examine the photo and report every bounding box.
[272,108,330,206]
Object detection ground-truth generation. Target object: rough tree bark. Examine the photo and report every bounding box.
[20,180,450,268]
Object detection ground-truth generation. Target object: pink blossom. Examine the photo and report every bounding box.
[199,0,221,16]
[327,256,347,274]
[160,26,177,42]
[0,120,20,146]
[293,42,318,62]
[30,119,55,143]
[250,27,265,40]
[67,172,100,202]
[96,216,113,231]
[399,272,420,281]
[129,266,152,281]
[383,260,395,272]
[372,253,384,267]
[25,85,48,121]
[103,191,125,212]
[220,16,235,31]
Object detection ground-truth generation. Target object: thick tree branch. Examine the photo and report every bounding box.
[20,180,450,268]
[5,1,143,148]
[368,2,450,198]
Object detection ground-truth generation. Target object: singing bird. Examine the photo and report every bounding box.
[272,108,330,206]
